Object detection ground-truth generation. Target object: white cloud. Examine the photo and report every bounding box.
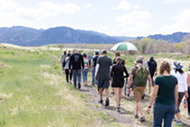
[84,3,92,9]
[115,1,139,11]
[115,10,152,36]
[0,1,81,28]
[0,0,17,11]
[164,0,190,3]
[62,3,80,14]
[160,9,190,34]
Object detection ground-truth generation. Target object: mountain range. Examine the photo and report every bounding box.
[0,26,189,46]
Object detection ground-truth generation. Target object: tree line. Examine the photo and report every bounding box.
[130,38,190,54]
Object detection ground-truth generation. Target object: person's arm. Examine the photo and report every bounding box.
[110,66,114,78]
[146,85,159,114]
[124,66,129,78]
[148,74,152,94]
[62,58,66,70]
[184,74,189,98]
[175,84,179,110]
[95,64,100,80]
[155,62,158,75]
[81,56,84,69]
[69,55,73,73]
[127,74,133,94]
[187,73,190,86]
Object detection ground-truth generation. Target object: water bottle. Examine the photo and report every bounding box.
[184,98,187,108]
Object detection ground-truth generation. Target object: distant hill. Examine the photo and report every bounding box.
[137,32,190,43]
[0,26,133,46]
[0,26,189,46]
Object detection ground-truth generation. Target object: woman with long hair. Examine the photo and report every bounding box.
[146,61,178,127]
[82,53,89,86]
[171,61,188,125]
[111,58,129,112]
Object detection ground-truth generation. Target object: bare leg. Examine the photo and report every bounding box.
[114,88,119,107]
[136,104,138,115]
[118,88,123,106]
[137,101,144,117]
[104,88,109,99]
[99,88,103,100]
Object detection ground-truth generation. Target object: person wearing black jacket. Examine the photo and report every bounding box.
[111,52,125,95]
[147,56,157,83]
[111,58,129,112]
[69,49,84,89]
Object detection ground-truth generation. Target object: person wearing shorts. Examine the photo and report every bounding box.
[128,58,152,122]
[111,58,129,112]
[95,50,112,106]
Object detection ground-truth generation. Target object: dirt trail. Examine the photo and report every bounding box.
[80,84,133,125]
[48,54,190,127]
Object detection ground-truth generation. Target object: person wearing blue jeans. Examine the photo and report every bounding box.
[83,68,88,84]
[153,103,175,127]
[146,61,178,127]
[69,49,84,89]
[72,69,82,88]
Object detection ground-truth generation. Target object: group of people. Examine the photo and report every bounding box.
[60,49,190,127]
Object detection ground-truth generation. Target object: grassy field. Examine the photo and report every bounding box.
[0,44,190,127]
[0,46,109,127]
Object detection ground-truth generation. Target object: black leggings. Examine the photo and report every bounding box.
[65,69,72,83]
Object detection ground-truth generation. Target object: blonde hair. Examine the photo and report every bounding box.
[159,61,171,75]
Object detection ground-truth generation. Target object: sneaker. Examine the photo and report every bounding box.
[105,98,109,106]
[99,99,103,104]
[175,121,182,125]
[139,117,145,122]
[134,114,139,119]
[78,83,81,89]
[116,107,120,112]
[69,80,72,84]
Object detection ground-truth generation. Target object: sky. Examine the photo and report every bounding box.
[0,0,190,37]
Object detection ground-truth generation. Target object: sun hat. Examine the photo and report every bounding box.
[171,61,183,69]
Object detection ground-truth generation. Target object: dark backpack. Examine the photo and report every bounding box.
[150,61,156,71]
[134,66,147,86]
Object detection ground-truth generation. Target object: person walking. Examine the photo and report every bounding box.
[128,58,152,122]
[139,56,148,69]
[146,61,178,127]
[111,52,125,94]
[95,50,112,106]
[62,53,72,84]
[171,61,188,125]
[60,51,67,64]
[187,64,190,119]
[147,56,157,83]
[69,49,84,89]
[91,51,99,86]
[87,52,92,69]
[111,58,129,112]
[83,53,89,86]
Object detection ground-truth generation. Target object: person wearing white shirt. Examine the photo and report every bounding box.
[171,61,188,125]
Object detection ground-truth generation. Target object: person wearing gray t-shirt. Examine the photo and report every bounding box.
[95,50,112,106]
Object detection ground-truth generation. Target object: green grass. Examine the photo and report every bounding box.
[0,47,107,127]
[1,45,190,127]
